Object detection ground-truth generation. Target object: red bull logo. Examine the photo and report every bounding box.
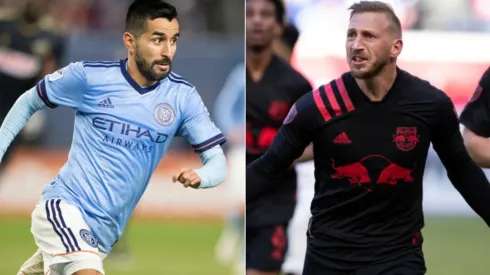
[331,158,371,184]
[330,155,415,190]
[393,127,419,151]
[376,163,415,185]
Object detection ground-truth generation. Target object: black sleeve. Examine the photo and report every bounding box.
[460,67,490,137]
[246,92,319,201]
[432,94,490,227]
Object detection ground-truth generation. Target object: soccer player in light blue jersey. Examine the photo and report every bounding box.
[0,1,228,275]
[213,63,246,273]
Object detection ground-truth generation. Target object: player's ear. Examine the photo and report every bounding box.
[390,39,403,58]
[273,22,283,39]
[123,32,136,52]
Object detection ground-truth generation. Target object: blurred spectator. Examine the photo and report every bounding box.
[415,0,474,31]
[283,0,490,33]
[1,0,244,34]
[0,0,65,174]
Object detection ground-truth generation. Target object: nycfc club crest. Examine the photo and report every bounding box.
[393,127,419,151]
[154,103,176,126]
[80,229,98,248]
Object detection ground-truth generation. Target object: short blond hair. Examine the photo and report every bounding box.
[348,1,402,37]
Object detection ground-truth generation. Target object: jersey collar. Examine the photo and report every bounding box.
[120,59,162,95]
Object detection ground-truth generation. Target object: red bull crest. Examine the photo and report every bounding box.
[393,127,419,152]
[330,155,415,191]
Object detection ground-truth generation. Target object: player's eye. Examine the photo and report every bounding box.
[153,38,163,43]
[364,33,375,39]
[171,38,178,44]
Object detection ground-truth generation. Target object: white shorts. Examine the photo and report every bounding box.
[18,199,107,275]
[282,161,315,274]
[227,146,245,204]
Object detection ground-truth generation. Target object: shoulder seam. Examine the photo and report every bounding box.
[168,72,194,88]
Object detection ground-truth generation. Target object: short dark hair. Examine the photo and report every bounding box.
[247,0,285,25]
[270,0,285,25]
[125,0,178,37]
[348,1,402,38]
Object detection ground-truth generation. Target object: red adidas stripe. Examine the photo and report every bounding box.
[313,88,331,121]
[335,77,354,111]
[324,84,342,116]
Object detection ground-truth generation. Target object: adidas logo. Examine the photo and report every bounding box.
[97,98,114,109]
[333,132,351,144]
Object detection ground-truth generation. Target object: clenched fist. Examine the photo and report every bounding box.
[172,168,201,189]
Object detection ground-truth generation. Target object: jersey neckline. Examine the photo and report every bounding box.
[119,58,163,95]
[349,67,403,105]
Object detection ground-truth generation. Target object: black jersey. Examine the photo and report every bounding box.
[0,18,65,120]
[247,68,490,271]
[460,67,490,137]
[246,55,312,227]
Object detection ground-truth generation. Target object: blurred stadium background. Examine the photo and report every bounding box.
[284,0,490,274]
[0,0,244,274]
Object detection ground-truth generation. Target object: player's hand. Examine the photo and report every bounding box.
[172,168,201,189]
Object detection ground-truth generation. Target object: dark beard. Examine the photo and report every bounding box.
[134,50,172,83]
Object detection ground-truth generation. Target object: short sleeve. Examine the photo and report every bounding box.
[460,67,490,137]
[36,61,87,109]
[177,88,226,153]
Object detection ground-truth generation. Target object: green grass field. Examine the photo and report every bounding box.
[0,216,489,275]
[0,217,233,275]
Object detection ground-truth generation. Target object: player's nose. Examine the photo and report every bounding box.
[160,44,171,56]
[351,36,365,50]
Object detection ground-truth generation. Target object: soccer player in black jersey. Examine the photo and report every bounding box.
[460,67,490,167]
[0,0,65,174]
[246,0,313,274]
[247,1,490,274]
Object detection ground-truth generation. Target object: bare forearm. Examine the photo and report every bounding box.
[293,144,314,165]
[463,128,490,168]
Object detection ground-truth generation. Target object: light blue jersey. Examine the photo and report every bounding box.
[36,59,226,253]
[214,63,245,139]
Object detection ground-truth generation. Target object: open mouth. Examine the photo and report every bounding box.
[351,56,367,65]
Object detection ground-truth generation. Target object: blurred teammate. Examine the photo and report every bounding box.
[0,0,65,176]
[0,1,227,274]
[246,1,312,274]
[272,22,299,62]
[213,62,245,274]
[460,67,490,166]
[272,17,315,275]
[247,1,490,274]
